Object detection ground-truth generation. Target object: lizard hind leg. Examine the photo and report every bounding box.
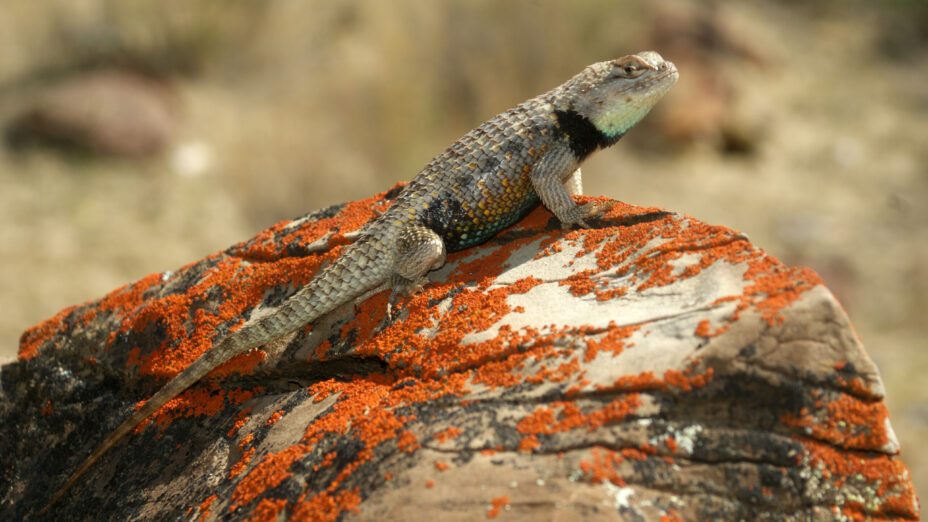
[386,224,447,318]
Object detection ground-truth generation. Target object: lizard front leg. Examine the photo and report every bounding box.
[387,224,447,317]
[531,147,604,229]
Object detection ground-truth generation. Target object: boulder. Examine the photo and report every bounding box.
[1,186,919,520]
[5,68,177,157]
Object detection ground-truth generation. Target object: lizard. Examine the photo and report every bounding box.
[41,50,677,513]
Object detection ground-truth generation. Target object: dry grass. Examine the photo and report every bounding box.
[0,0,925,503]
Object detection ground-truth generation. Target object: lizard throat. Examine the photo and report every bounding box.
[554,109,621,161]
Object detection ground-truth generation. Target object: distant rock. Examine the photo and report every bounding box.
[1,186,919,520]
[643,2,769,153]
[5,69,177,157]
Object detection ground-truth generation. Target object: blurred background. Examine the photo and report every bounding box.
[0,0,925,501]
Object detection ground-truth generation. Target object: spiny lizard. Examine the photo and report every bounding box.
[42,50,677,512]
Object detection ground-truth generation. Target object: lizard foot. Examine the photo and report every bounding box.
[558,201,613,230]
[382,224,446,326]
[384,277,427,323]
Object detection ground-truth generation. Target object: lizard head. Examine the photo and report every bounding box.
[569,51,678,140]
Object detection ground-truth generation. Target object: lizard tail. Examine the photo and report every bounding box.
[40,239,392,514]
[39,344,232,515]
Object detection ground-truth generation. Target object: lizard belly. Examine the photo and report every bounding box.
[420,171,538,252]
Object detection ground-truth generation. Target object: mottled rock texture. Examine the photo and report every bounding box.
[1,186,919,521]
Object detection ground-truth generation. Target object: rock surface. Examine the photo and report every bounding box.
[1,186,919,521]
[5,68,177,157]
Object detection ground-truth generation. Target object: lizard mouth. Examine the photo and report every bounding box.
[647,62,679,84]
[624,67,678,94]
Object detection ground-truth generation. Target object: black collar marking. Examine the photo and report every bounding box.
[554,109,623,161]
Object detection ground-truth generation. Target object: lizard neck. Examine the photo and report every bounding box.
[554,109,622,162]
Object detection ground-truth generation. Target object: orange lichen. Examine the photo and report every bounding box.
[782,391,892,451]
[290,488,361,522]
[798,439,917,519]
[18,305,77,359]
[45,190,400,384]
[125,347,142,368]
[451,209,556,286]
[312,452,338,472]
[660,509,684,522]
[245,498,288,522]
[835,374,882,401]
[662,367,715,393]
[336,290,390,351]
[624,445,656,460]
[356,274,543,381]
[577,445,659,488]
[486,495,510,519]
[518,435,540,452]
[425,480,435,489]
[558,269,628,302]
[227,410,252,437]
[597,364,714,395]
[210,349,268,379]
[125,254,326,380]
[230,446,256,479]
[230,377,462,516]
[525,357,582,384]
[434,461,450,472]
[579,447,627,486]
[583,323,638,362]
[516,395,641,438]
[559,270,598,297]
[562,201,822,332]
[231,189,396,262]
[231,445,307,510]
[397,430,421,453]
[197,494,217,522]
[433,427,462,443]
[308,378,344,403]
[138,384,258,432]
[313,339,333,361]
[694,319,729,338]
[266,410,284,426]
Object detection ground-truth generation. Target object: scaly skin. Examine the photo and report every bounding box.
[42,51,677,513]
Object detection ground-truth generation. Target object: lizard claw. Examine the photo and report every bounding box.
[559,201,609,230]
[384,276,427,323]
[563,219,589,230]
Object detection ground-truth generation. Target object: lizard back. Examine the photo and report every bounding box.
[385,95,558,251]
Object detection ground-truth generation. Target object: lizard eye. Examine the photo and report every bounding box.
[614,59,645,79]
